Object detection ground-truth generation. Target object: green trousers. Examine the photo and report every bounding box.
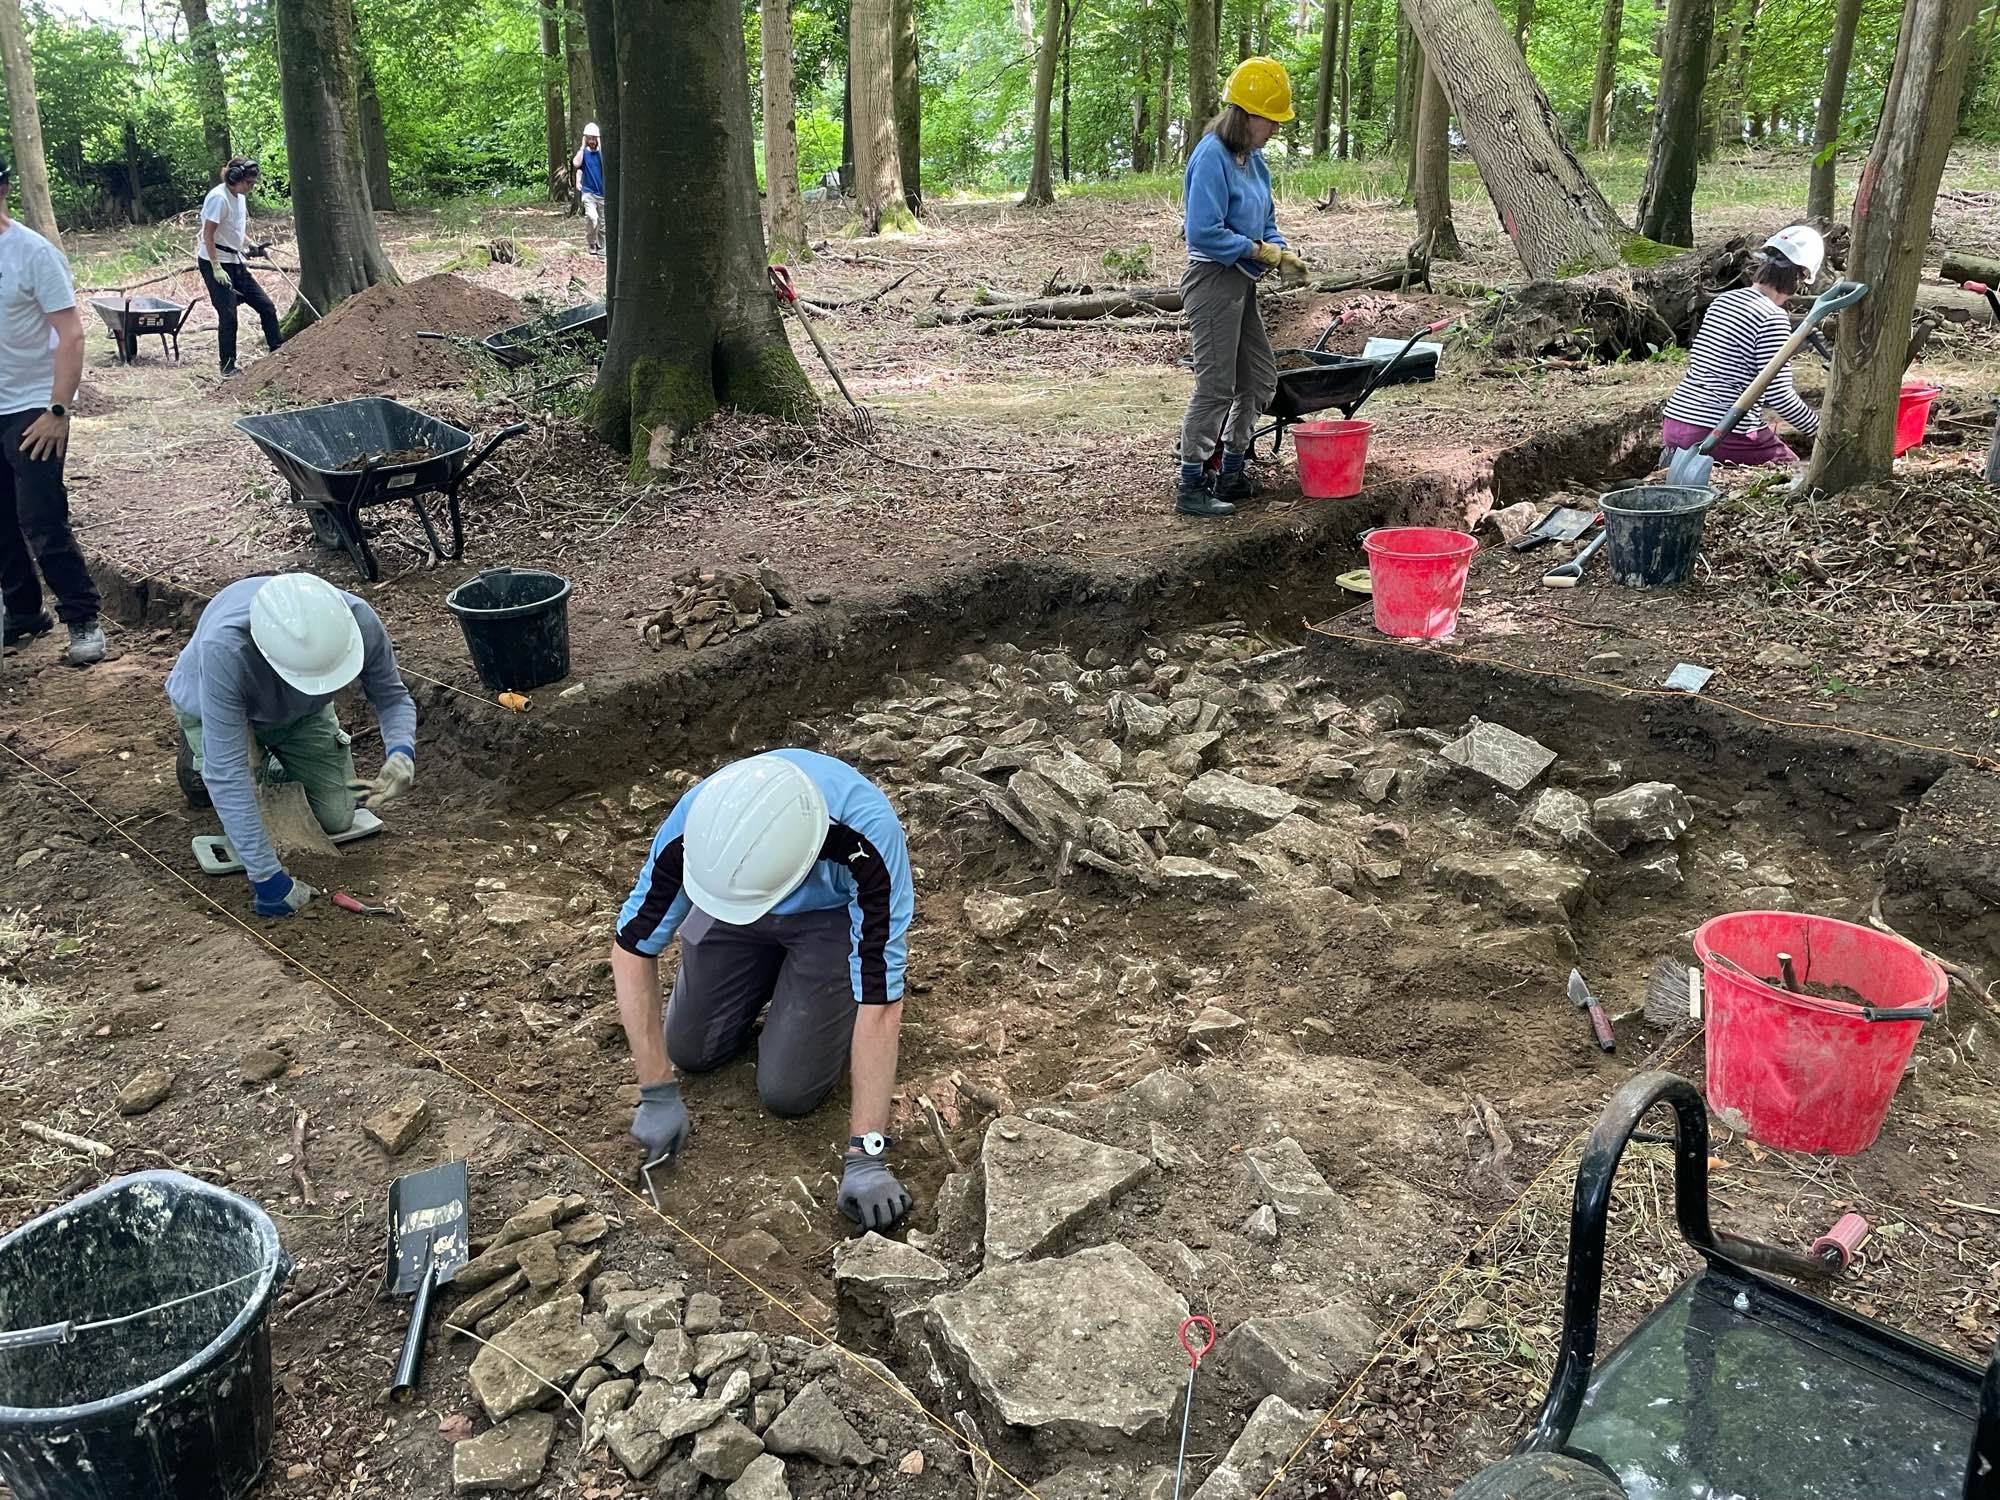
[174,703,358,835]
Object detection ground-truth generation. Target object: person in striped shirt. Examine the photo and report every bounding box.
[612,750,916,1229]
[1662,225,1824,466]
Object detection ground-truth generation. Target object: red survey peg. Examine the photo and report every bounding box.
[1179,1315,1217,1369]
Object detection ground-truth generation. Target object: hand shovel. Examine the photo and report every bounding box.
[1663,279,1870,490]
[1568,968,1617,1052]
[384,1160,470,1402]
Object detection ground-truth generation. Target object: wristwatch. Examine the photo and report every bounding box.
[47,403,66,419]
[848,1132,892,1158]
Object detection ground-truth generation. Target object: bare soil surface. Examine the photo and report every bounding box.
[6,178,1999,1500]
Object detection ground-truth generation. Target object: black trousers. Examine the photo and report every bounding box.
[199,258,282,371]
[0,408,99,627]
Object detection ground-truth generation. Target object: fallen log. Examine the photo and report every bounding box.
[932,254,1428,326]
[1941,250,2000,288]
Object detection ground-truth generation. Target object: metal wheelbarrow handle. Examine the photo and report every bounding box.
[459,423,531,485]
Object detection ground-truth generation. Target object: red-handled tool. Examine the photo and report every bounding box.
[332,891,402,919]
[1962,281,2000,323]
[1172,1315,1217,1500]
[1567,968,1617,1053]
[768,264,873,432]
[1810,1211,1872,1271]
[1347,315,1456,421]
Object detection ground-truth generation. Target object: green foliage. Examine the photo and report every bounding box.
[1101,243,1154,279]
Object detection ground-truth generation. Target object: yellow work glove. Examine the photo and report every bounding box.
[1248,241,1285,268]
[1276,250,1309,285]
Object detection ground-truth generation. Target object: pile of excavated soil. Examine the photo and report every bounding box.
[241,273,524,403]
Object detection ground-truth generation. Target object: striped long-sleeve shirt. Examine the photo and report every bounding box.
[614,749,913,1006]
[1663,285,1818,439]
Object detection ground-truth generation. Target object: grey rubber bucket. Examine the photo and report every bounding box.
[1601,482,1716,588]
[445,566,573,693]
[0,1171,289,1500]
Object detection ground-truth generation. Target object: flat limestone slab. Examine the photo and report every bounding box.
[929,1244,1188,1449]
[982,1116,1152,1265]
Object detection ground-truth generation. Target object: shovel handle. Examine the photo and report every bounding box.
[389,1249,441,1402]
[1700,280,1869,455]
[1861,1005,1935,1022]
[1585,999,1617,1053]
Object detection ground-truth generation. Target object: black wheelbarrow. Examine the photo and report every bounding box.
[1450,1071,1999,1500]
[420,302,608,370]
[89,295,198,364]
[234,397,528,583]
[1248,341,1439,460]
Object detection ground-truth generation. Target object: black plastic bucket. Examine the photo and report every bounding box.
[0,1171,289,1500]
[1600,482,1716,588]
[445,566,573,692]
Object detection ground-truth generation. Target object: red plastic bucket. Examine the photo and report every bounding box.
[1694,911,1945,1155]
[1894,383,1941,457]
[1292,419,1373,499]
[1361,527,1477,639]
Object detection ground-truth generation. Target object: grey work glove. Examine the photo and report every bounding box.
[837,1154,912,1231]
[631,1080,690,1162]
[348,749,415,809]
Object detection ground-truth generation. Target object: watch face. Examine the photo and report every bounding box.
[859,1131,887,1157]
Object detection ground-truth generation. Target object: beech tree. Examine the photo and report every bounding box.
[1413,60,1460,258]
[1186,0,1219,141]
[1024,0,1062,203]
[893,0,922,215]
[851,0,913,229]
[1403,0,1629,277]
[1805,0,1980,496]
[1807,0,1865,220]
[563,0,594,147]
[0,0,60,246]
[579,0,812,474]
[540,2,566,197]
[1586,0,1624,148]
[274,0,396,325]
[180,0,233,163]
[1634,0,1713,246]
[762,0,811,262]
[1313,0,1341,154]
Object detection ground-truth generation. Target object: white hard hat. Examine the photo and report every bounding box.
[583,122,600,137]
[1762,224,1825,282]
[682,754,829,925]
[249,574,364,696]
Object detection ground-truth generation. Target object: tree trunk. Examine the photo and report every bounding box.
[1513,0,1532,51]
[357,47,396,211]
[850,0,910,230]
[540,3,566,199]
[1024,0,1062,203]
[590,0,812,474]
[1413,60,1460,258]
[1403,0,1628,277]
[1060,4,1072,180]
[122,117,148,224]
[0,0,59,246]
[1337,0,1355,156]
[1806,0,1863,220]
[273,0,395,327]
[1155,5,1174,166]
[1354,0,1382,141]
[1401,19,1422,193]
[1586,0,1623,148]
[761,0,810,262]
[1634,0,1712,246]
[179,0,233,164]
[1728,0,1759,147]
[839,66,855,192]
[1133,24,1155,172]
[1313,0,1341,155]
[1805,0,1980,496]
[892,0,921,214]
[564,0,595,146]
[582,0,618,289]
[1187,0,1219,143]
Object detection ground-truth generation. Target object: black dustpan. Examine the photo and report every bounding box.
[384,1160,469,1401]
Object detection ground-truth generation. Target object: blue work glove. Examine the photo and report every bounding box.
[251,872,318,917]
[632,1081,690,1162]
[837,1155,912,1230]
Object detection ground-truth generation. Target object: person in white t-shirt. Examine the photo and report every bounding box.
[194,158,283,377]
[0,159,103,667]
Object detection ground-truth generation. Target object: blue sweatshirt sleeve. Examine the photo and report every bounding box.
[1258,154,1284,249]
[615,793,698,956]
[352,602,418,760]
[196,642,282,885]
[1185,142,1257,268]
[824,798,913,1006]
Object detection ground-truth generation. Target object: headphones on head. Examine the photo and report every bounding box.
[225,159,260,185]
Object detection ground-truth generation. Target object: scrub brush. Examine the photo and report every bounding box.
[1646,955,1702,1028]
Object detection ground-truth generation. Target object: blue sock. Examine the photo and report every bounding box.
[1179,461,1204,487]
[1221,449,1246,474]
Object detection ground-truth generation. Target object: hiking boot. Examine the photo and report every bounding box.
[1214,467,1265,505]
[176,726,211,810]
[219,361,240,377]
[1175,480,1236,518]
[65,620,107,667]
[3,610,52,647]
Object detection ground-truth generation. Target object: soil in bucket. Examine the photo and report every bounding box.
[445,566,573,693]
[1600,482,1715,589]
[1361,527,1476,639]
[0,1171,288,1500]
[1895,384,1941,457]
[1694,910,1946,1155]
[1293,419,1373,499]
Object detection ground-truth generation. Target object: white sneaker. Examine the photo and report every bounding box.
[65,620,107,666]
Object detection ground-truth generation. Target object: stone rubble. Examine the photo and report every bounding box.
[981,1116,1152,1264]
[635,565,794,652]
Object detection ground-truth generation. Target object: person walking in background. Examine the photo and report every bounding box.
[195,158,283,377]
[573,124,606,258]
[1173,57,1308,520]
[0,158,104,667]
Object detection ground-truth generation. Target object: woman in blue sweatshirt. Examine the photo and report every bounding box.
[1176,56,1306,518]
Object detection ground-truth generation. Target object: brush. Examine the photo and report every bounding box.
[1646,955,1702,1028]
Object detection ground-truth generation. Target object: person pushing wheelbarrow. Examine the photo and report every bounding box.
[1173,56,1308,520]
[195,158,284,378]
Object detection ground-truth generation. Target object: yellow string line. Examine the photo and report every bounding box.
[0,735,1046,1500]
[1304,619,2000,775]
[1250,1026,1704,1500]
[400,665,518,713]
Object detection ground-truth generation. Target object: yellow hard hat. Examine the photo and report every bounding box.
[1225,56,1294,123]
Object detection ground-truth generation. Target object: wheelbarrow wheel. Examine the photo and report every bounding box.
[305,505,349,553]
[1448,1455,1626,1500]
